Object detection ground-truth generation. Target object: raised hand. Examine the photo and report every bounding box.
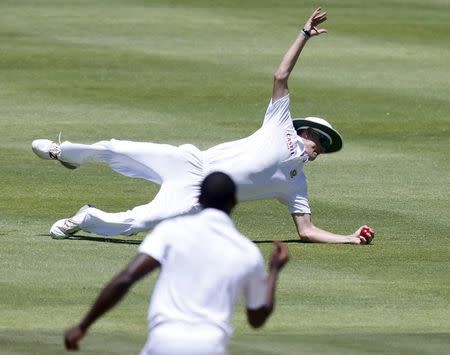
[269,240,289,270]
[303,7,328,37]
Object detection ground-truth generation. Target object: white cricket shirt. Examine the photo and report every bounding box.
[204,95,310,214]
[138,208,267,338]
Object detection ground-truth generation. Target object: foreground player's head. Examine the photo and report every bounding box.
[293,117,343,161]
[199,172,237,215]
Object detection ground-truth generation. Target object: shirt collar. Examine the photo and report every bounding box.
[297,136,309,163]
[200,208,234,226]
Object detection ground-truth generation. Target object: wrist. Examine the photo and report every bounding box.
[300,28,311,39]
[269,264,281,273]
[79,319,91,332]
[348,236,360,244]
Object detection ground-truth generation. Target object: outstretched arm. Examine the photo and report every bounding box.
[64,254,160,351]
[272,7,327,101]
[292,213,375,244]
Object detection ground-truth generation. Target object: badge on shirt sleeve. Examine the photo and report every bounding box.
[290,169,297,178]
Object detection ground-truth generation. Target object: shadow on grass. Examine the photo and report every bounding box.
[69,235,142,244]
[38,234,302,245]
[66,237,303,245]
[37,233,142,245]
[253,239,303,244]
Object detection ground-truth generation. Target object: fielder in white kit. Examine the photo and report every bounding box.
[32,8,374,244]
[64,172,289,353]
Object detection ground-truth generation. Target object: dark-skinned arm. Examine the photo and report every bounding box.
[64,253,160,351]
[246,241,289,328]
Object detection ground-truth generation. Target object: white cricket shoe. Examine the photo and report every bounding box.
[31,139,78,169]
[49,204,93,239]
[50,218,81,239]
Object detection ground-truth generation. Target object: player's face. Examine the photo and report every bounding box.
[302,129,327,161]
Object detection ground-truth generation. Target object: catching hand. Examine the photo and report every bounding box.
[269,240,289,270]
[64,324,85,351]
[353,225,375,244]
[303,7,328,37]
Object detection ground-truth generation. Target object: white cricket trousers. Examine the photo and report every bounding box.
[140,322,229,355]
[59,139,205,236]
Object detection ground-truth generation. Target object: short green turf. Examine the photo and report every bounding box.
[1,0,449,354]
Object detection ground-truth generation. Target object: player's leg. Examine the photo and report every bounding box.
[50,182,202,238]
[32,138,202,184]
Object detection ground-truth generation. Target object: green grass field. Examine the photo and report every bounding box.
[1,0,449,354]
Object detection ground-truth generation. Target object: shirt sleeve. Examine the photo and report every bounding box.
[138,222,170,264]
[244,251,267,310]
[287,195,311,214]
[262,95,292,129]
[279,171,311,214]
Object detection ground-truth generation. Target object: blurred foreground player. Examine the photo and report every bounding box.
[64,172,289,354]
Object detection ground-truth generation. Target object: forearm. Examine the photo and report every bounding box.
[64,254,158,351]
[272,8,326,101]
[299,225,355,244]
[264,268,279,314]
[247,268,280,328]
[247,241,288,328]
[256,253,285,323]
[275,33,309,81]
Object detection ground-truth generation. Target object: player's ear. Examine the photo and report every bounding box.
[230,195,238,212]
[224,195,237,215]
[297,128,307,138]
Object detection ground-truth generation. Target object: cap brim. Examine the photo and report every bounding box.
[293,119,343,153]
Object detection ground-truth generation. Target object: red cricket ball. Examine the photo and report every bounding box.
[360,227,371,237]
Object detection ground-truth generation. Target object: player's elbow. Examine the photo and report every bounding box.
[297,226,315,243]
[273,69,289,84]
[299,234,312,243]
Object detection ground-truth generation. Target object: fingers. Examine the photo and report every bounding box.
[273,239,283,250]
[310,7,326,21]
[313,12,327,25]
[312,7,322,16]
[64,326,83,351]
[272,240,289,266]
[64,335,79,351]
[306,8,327,36]
[273,240,286,256]
[358,225,375,244]
[359,236,368,244]
[359,225,375,237]
[311,28,328,36]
